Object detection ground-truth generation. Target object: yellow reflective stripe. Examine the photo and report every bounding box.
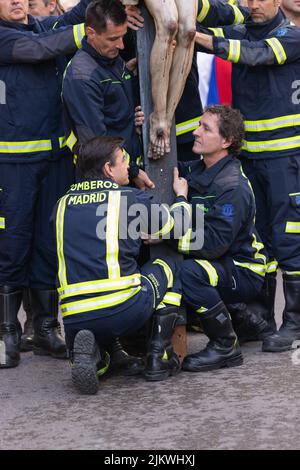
[97,351,110,377]
[56,195,69,287]
[197,0,210,22]
[267,261,278,273]
[178,228,192,253]
[156,302,166,310]
[229,3,245,24]
[245,114,300,132]
[58,274,141,300]
[228,39,241,63]
[252,233,267,265]
[153,259,174,288]
[66,131,77,151]
[208,27,225,38]
[162,292,182,307]
[151,205,174,237]
[285,221,300,233]
[106,191,121,279]
[0,140,52,153]
[283,271,300,276]
[195,260,219,286]
[265,38,287,65]
[176,116,201,136]
[196,306,208,313]
[233,260,266,277]
[170,201,192,218]
[0,217,5,229]
[61,286,141,317]
[59,136,67,148]
[242,135,300,152]
[73,23,85,49]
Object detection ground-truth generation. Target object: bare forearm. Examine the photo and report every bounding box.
[195,32,213,51]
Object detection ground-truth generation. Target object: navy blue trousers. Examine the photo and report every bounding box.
[64,258,181,351]
[0,155,74,288]
[181,258,264,312]
[242,157,300,272]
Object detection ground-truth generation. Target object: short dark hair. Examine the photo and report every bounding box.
[204,105,245,156]
[76,136,125,180]
[86,0,127,33]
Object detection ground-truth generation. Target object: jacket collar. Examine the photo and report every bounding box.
[82,37,121,67]
[245,9,287,39]
[0,14,39,32]
[187,155,236,193]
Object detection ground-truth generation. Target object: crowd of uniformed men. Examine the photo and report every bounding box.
[1,0,300,394]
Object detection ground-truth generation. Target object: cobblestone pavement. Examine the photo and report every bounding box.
[1,275,300,450]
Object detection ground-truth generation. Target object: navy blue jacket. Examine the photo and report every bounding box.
[174,156,266,279]
[62,38,142,169]
[53,179,190,320]
[197,4,300,160]
[0,0,89,163]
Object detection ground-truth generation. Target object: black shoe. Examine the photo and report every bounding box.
[33,319,67,358]
[183,301,243,372]
[182,340,243,372]
[20,318,34,352]
[29,289,67,359]
[71,330,104,395]
[144,307,180,382]
[109,338,144,376]
[262,274,300,352]
[0,287,22,368]
[20,288,34,352]
[229,303,274,344]
[144,349,180,381]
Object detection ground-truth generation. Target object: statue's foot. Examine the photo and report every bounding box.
[148,113,171,159]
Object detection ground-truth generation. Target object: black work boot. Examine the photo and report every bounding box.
[182,301,243,372]
[0,286,22,368]
[144,306,180,381]
[71,330,109,395]
[30,289,67,358]
[229,302,274,344]
[228,273,277,343]
[108,338,144,376]
[20,288,34,352]
[263,274,300,352]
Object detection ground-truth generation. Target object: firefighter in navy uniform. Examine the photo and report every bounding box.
[62,0,154,189]
[0,0,93,369]
[52,136,191,394]
[173,105,267,372]
[196,0,300,352]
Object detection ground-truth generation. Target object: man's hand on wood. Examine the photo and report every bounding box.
[125,5,144,31]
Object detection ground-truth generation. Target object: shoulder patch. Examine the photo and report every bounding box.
[276,28,288,37]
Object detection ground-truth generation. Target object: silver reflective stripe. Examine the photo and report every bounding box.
[59,275,141,298]
[242,135,300,152]
[245,115,300,132]
[234,260,266,276]
[61,287,141,316]
[0,140,52,153]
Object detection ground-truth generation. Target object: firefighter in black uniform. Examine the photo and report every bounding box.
[173,105,266,372]
[196,0,300,351]
[62,0,154,189]
[52,136,191,394]
[0,0,92,369]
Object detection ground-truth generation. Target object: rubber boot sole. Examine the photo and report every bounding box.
[71,330,99,395]
[182,352,243,372]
